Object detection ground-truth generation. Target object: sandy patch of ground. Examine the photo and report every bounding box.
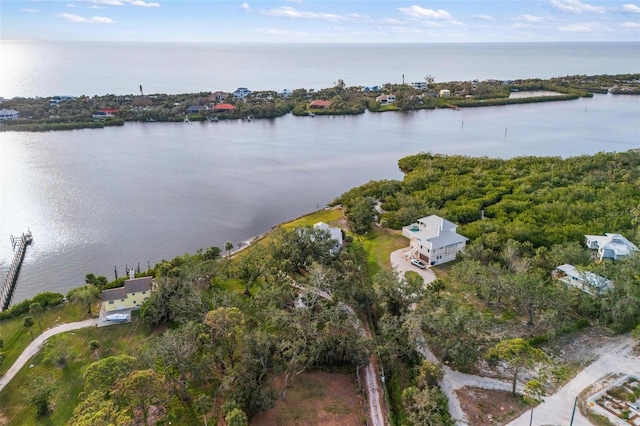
[251,371,364,426]
[456,387,532,426]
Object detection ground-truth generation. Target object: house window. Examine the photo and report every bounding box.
[142,291,146,294]
[120,299,125,302]
[109,300,114,304]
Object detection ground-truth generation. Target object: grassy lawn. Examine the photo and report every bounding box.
[0,318,153,425]
[0,302,90,376]
[358,227,407,276]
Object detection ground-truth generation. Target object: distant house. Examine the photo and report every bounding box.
[412,82,427,90]
[101,276,154,313]
[375,94,396,105]
[213,103,235,112]
[554,264,612,295]
[584,233,638,261]
[185,105,208,115]
[50,95,74,105]
[233,87,251,99]
[439,89,451,97]
[100,108,118,116]
[309,100,331,109]
[402,215,468,266]
[279,89,293,97]
[209,91,228,103]
[0,109,19,120]
[313,222,343,254]
[363,86,381,92]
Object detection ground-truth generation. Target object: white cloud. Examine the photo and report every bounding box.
[620,3,640,13]
[621,21,640,27]
[550,0,606,14]
[76,0,159,7]
[397,5,453,20]
[78,0,124,6]
[559,21,604,31]
[515,14,547,22]
[241,2,250,11]
[474,14,496,21]
[56,12,115,23]
[21,8,39,12]
[87,5,107,9]
[129,0,159,7]
[255,28,308,36]
[66,4,76,8]
[263,6,345,22]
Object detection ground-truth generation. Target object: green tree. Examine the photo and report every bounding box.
[225,407,249,426]
[68,390,133,426]
[29,302,43,331]
[115,369,168,425]
[225,241,234,257]
[83,354,138,391]
[346,197,376,235]
[42,335,72,367]
[401,385,452,426]
[24,316,35,340]
[26,375,57,417]
[485,338,547,395]
[67,285,100,315]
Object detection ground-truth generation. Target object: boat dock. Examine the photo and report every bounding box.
[1,231,33,311]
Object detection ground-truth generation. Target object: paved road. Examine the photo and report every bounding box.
[0,318,97,393]
[507,336,639,426]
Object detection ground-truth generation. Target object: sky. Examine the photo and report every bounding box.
[1,0,639,43]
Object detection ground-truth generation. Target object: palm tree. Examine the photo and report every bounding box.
[24,316,35,340]
[224,241,234,258]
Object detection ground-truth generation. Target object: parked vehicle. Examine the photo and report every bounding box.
[411,259,427,269]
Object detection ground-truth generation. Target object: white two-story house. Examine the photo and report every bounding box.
[402,215,468,266]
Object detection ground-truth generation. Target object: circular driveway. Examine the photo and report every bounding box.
[390,248,437,284]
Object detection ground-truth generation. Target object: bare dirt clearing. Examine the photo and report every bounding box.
[251,371,364,426]
[456,387,532,426]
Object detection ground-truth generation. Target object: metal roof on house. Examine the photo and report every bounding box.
[124,277,153,293]
[101,287,126,302]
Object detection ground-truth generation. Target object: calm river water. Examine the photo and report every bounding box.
[1,93,639,303]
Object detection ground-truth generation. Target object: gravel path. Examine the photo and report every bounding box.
[391,249,515,425]
[0,318,97,393]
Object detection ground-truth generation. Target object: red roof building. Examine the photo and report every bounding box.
[213,103,235,112]
[309,100,331,109]
[100,108,119,115]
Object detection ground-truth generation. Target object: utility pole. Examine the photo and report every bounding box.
[570,397,578,425]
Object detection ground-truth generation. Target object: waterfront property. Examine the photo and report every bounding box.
[209,91,228,103]
[233,87,251,99]
[439,89,451,97]
[375,94,396,105]
[412,82,427,89]
[402,215,468,266]
[185,105,208,115]
[310,100,331,109]
[100,276,154,314]
[553,264,612,295]
[213,103,235,112]
[0,108,19,120]
[584,233,638,261]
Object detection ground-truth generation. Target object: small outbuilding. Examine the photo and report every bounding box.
[554,264,612,295]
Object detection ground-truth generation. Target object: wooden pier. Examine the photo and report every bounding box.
[1,231,33,311]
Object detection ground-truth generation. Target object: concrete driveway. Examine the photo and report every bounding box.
[390,248,437,285]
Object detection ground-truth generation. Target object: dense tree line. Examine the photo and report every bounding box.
[68,226,373,425]
[337,149,640,378]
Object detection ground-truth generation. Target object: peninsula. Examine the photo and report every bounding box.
[0,73,638,132]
